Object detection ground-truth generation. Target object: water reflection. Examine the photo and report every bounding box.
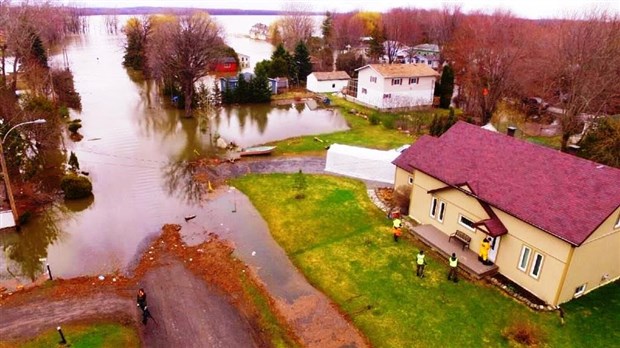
[1,208,65,282]
[161,161,208,205]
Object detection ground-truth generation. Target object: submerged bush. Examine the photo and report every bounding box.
[60,174,92,199]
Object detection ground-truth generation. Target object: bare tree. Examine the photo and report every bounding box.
[540,10,620,151]
[280,3,315,51]
[446,11,528,124]
[147,13,226,118]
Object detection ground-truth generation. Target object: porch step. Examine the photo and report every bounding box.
[410,225,499,280]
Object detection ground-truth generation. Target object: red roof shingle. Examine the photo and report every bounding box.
[394,121,620,246]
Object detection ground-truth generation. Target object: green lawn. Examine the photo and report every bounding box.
[270,95,452,155]
[233,174,620,347]
[3,323,139,348]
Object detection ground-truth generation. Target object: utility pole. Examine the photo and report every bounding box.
[0,141,17,224]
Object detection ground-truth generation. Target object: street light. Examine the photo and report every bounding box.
[2,119,47,144]
[0,118,47,227]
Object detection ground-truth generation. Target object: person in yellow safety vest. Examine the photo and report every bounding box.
[392,218,403,242]
[479,237,491,264]
[448,253,458,282]
[416,250,427,277]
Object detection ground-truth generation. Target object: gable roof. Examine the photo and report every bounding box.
[310,71,351,81]
[393,121,620,246]
[355,64,439,78]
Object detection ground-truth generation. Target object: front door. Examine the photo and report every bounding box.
[487,236,501,263]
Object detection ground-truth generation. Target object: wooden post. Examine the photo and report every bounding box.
[0,141,18,223]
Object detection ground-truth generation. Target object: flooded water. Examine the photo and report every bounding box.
[0,15,345,285]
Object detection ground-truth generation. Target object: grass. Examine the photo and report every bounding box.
[232,173,620,347]
[1,323,139,348]
[270,94,451,155]
[240,274,300,348]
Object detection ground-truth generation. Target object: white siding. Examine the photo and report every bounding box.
[306,74,349,93]
[356,67,435,109]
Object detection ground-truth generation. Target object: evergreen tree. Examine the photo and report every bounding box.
[439,65,455,109]
[254,60,272,78]
[321,11,333,48]
[29,31,48,68]
[235,74,250,103]
[294,41,312,84]
[250,73,272,103]
[293,169,307,199]
[368,26,385,62]
[68,151,80,171]
[271,44,292,78]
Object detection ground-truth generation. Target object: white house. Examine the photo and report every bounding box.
[355,64,439,109]
[306,71,351,93]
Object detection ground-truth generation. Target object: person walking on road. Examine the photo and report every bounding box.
[416,250,427,277]
[392,218,403,242]
[448,253,459,282]
[137,288,147,310]
[137,288,153,325]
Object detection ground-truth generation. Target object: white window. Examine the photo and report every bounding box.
[518,245,531,272]
[383,93,391,99]
[438,201,446,222]
[408,78,418,84]
[458,214,476,232]
[574,284,587,297]
[430,197,437,218]
[529,252,544,279]
[370,76,377,83]
[361,88,367,94]
[408,176,413,185]
[392,78,402,85]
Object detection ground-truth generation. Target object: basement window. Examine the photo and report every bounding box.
[574,284,587,298]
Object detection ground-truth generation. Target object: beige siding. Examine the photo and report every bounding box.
[408,170,576,305]
[556,207,620,304]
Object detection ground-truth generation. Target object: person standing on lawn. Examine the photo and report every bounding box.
[393,217,403,242]
[448,253,458,282]
[416,250,427,277]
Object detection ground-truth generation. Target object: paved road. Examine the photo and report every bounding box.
[0,255,257,347]
[138,254,256,348]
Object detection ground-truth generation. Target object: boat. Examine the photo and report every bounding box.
[239,146,276,157]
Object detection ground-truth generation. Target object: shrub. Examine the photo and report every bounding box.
[502,320,545,346]
[369,114,380,125]
[391,185,412,215]
[68,120,82,134]
[382,117,395,130]
[60,174,93,199]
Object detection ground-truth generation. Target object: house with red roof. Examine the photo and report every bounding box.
[393,121,620,306]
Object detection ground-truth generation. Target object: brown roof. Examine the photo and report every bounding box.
[310,71,351,81]
[393,121,620,246]
[357,64,439,78]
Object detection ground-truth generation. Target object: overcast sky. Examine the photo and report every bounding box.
[61,0,619,19]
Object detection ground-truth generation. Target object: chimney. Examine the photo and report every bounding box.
[507,126,517,137]
[567,144,581,155]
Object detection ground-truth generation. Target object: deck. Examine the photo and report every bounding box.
[410,224,498,279]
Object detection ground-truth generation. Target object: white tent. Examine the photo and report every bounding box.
[325,144,402,184]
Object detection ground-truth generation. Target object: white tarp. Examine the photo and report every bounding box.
[325,144,402,184]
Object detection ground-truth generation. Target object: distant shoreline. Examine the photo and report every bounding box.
[75,7,324,16]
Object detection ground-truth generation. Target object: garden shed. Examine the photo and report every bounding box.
[325,144,401,184]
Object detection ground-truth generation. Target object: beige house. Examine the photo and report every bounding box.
[355,64,438,109]
[393,121,620,306]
